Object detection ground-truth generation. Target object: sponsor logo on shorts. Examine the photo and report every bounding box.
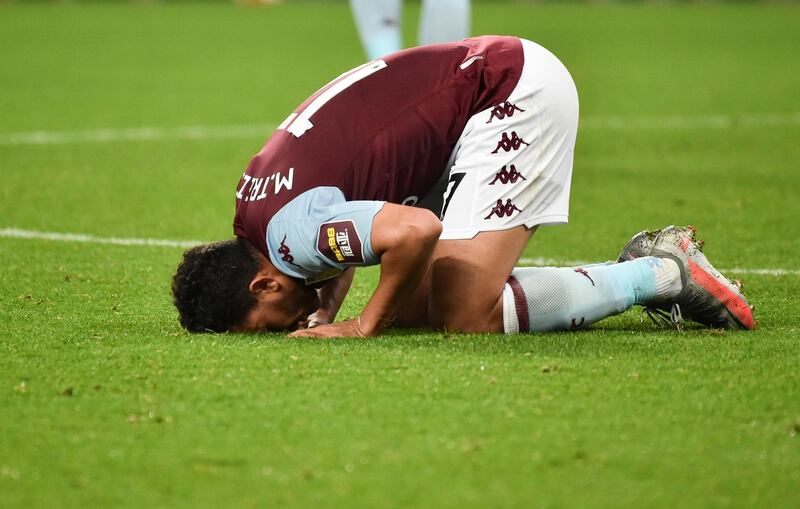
[278,235,300,267]
[491,131,530,154]
[484,199,523,220]
[486,102,525,124]
[317,220,364,264]
[489,164,527,185]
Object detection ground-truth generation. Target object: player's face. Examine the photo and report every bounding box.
[236,278,319,333]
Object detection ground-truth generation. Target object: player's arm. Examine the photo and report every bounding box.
[291,204,441,337]
[359,204,442,335]
[301,268,355,328]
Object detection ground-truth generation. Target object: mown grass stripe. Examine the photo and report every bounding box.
[2,227,797,276]
[1,112,798,146]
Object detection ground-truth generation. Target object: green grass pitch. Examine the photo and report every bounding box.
[1,1,799,507]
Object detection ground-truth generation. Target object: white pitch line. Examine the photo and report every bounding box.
[580,112,800,130]
[1,112,799,146]
[518,257,800,276]
[718,267,800,277]
[0,227,204,249]
[519,256,590,266]
[0,124,274,146]
[1,227,797,277]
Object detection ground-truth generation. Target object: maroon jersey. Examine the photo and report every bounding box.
[233,36,524,258]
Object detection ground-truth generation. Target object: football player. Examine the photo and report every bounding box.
[172,36,755,337]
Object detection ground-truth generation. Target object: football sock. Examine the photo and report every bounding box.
[418,0,470,46]
[502,257,682,333]
[350,0,402,60]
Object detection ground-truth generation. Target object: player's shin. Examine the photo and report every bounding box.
[502,257,682,333]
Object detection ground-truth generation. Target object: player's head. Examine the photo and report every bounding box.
[171,238,319,333]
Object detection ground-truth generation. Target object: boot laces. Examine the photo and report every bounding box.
[641,303,684,333]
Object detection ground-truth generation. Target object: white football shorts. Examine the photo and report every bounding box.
[422,38,579,240]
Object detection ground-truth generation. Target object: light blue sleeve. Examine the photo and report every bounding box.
[266,187,386,284]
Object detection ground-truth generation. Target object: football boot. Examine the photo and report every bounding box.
[619,225,755,330]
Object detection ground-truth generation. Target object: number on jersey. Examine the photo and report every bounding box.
[278,60,388,138]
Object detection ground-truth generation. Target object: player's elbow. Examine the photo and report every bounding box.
[407,209,442,248]
[391,208,441,255]
[373,204,442,256]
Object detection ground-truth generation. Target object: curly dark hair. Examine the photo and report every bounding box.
[171,238,262,332]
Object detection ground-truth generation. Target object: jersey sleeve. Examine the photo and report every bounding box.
[266,187,386,284]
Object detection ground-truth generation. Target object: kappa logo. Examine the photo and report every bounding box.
[489,165,527,185]
[484,199,522,220]
[486,102,525,124]
[278,235,300,267]
[574,268,595,286]
[317,220,364,264]
[570,317,586,329]
[491,131,530,154]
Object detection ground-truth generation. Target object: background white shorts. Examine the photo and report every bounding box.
[420,39,579,240]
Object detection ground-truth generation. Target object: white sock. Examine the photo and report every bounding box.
[350,0,402,60]
[503,257,682,333]
[418,0,470,46]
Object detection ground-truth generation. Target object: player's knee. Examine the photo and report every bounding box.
[435,310,497,333]
[430,297,502,332]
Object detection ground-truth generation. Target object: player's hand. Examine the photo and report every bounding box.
[288,318,366,338]
[298,309,332,329]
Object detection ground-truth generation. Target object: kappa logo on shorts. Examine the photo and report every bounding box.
[484,199,523,220]
[317,220,364,264]
[491,131,530,154]
[278,235,300,267]
[486,102,525,124]
[489,165,527,185]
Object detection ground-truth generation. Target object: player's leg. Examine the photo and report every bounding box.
[425,38,578,331]
[427,229,684,333]
[418,0,470,46]
[427,225,533,332]
[349,0,402,60]
[397,227,688,334]
[501,258,682,332]
[502,223,759,332]
[413,228,747,334]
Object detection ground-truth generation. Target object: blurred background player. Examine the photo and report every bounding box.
[350,0,470,60]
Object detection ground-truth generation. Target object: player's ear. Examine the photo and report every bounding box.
[248,273,280,299]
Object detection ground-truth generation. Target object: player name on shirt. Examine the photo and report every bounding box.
[235,168,294,202]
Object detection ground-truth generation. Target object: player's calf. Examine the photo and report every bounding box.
[502,258,682,333]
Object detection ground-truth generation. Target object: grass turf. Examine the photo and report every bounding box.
[1,1,799,507]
